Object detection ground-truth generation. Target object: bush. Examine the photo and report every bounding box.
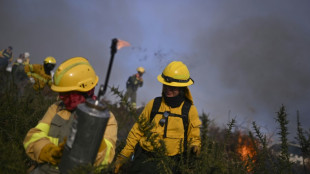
[0,74,309,174]
[0,72,57,174]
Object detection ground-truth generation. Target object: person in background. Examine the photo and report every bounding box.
[12,53,25,72]
[24,56,56,91]
[115,61,201,174]
[12,53,28,95]
[24,52,30,64]
[125,67,145,108]
[23,57,118,174]
[0,46,13,71]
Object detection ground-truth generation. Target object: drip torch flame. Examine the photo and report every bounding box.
[97,38,131,99]
[117,39,130,50]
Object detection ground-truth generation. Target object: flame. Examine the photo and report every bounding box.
[237,133,256,172]
[117,39,130,50]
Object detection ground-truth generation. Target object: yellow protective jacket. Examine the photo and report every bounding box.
[24,64,52,90]
[24,57,30,64]
[120,87,201,158]
[23,101,118,167]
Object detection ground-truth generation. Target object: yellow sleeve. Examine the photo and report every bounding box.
[119,99,153,158]
[24,64,32,78]
[23,103,59,162]
[187,105,202,147]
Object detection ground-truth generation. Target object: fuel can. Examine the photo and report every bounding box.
[59,98,110,173]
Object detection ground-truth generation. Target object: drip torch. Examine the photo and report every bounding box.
[59,38,119,173]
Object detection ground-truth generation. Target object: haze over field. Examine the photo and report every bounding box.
[1,0,310,142]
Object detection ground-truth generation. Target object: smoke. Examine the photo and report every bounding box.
[1,0,310,142]
[189,11,310,140]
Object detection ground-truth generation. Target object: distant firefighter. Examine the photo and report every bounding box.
[24,56,56,91]
[0,46,13,71]
[125,67,145,107]
[24,52,30,64]
[12,53,26,72]
[12,53,28,87]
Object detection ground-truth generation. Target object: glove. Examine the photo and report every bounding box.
[39,142,65,165]
[190,145,201,156]
[114,155,128,174]
[29,77,35,84]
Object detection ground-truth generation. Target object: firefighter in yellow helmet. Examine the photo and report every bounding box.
[115,61,201,174]
[125,66,145,107]
[24,56,56,91]
[23,57,118,174]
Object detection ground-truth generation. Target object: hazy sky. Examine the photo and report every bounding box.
[1,0,310,142]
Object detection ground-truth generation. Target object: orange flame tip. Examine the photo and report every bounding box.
[117,39,131,50]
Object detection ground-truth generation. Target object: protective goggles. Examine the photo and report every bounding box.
[161,74,193,83]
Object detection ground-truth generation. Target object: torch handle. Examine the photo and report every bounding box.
[97,38,118,99]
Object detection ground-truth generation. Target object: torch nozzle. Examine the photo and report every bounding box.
[97,38,118,99]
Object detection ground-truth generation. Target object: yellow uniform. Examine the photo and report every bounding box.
[24,64,52,90]
[120,87,201,158]
[23,102,117,171]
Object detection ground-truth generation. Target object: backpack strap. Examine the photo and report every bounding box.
[181,99,191,151]
[149,97,162,122]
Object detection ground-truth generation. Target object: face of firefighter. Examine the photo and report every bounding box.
[44,63,56,75]
[163,84,180,97]
[138,72,144,77]
[45,63,55,71]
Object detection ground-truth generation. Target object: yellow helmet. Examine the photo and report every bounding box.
[137,66,145,74]
[157,61,194,87]
[44,56,56,64]
[51,57,99,92]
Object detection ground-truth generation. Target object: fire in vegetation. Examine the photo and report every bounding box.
[236,133,256,171]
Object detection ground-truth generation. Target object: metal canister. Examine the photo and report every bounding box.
[59,98,110,174]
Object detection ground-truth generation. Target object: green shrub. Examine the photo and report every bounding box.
[0,75,309,174]
[0,72,57,174]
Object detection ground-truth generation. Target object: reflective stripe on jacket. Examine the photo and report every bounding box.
[23,102,118,167]
[120,87,201,158]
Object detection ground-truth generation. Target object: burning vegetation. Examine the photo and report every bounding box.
[236,132,257,172]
